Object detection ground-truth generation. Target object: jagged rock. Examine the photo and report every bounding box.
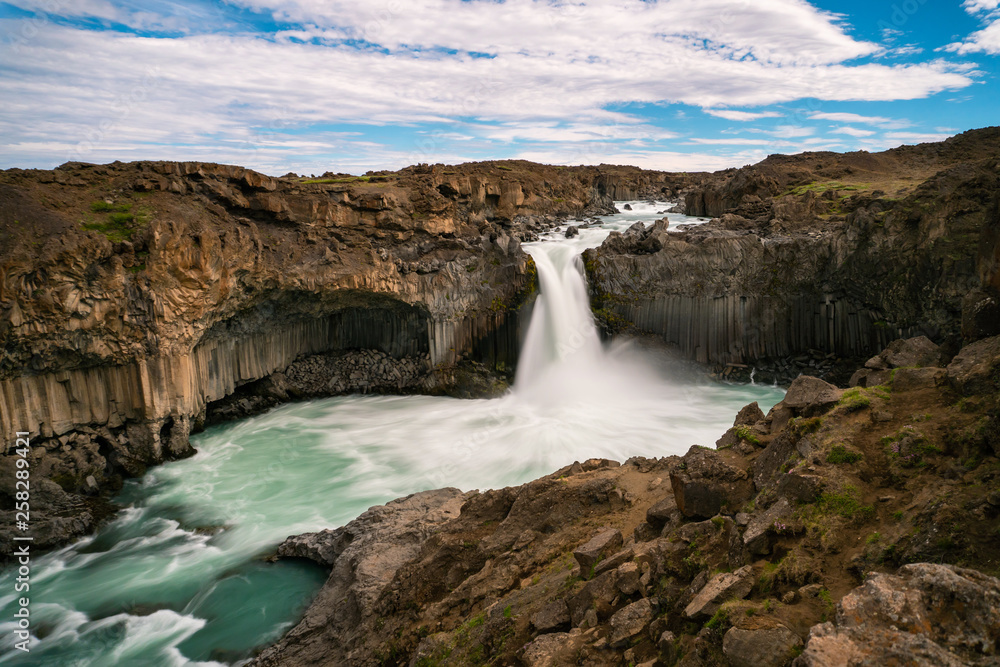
[879,336,942,369]
[735,401,766,426]
[616,562,642,595]
[564,225,579,238]
[947,334,1000,395]
[962,288,1000,341]
[658,631,678,663]
[568,569,621,626]
[768,405,795,434]
[646,493,679,526]
[684,565,755,618]
[638,219,671,253]
[531,600,571,633]
[743,497,793,555]
[864,355,888,370]
[671,447,754,519]
[609,598,655,647]
[777,471,823,503]
[724,625,802,667]
[521,629,585,667]
[795,563,1000,666]
[849,367,894,388]
[574,528,623,578]
[275,527,351,567]
[781,376,842,415]
[594,546,635,577]
[753,431,799,491]
[257,488,467,665]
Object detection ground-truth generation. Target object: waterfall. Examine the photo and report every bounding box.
[512,220,666,411]
[515,241,603,391]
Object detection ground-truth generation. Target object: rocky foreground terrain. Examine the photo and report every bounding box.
[256,334,1000,667]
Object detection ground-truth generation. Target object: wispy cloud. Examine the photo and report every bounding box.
[807,112,911,129]
[704,109,784,121]
[0,0,985,173]
[945,0,1000,54]
[831,126,876,137]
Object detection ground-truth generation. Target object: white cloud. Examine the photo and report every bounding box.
[685,138,777,145]
[474,122,678,144]
[946,18,1000,55]
[807,112,910,129]
[946,0,1000,54]
[962,0,1000,14]
[768,125,815,138]
[889,45,924,57]
[0,0,981,171]
[236,0,880,66]
[704,109,784,121]
[831,126,876,137]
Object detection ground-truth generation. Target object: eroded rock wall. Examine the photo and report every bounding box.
[587,128,1000,373]
[0,158,667,553]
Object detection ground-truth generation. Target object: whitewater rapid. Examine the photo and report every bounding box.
[0,202,784,666]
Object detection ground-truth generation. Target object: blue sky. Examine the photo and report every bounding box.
[1,0,997,174]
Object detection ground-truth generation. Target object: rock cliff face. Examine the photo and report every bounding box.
[0,159,677,554]
[256,334,1000,667]
[587,128,1000,380]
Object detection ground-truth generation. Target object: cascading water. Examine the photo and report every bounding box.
[0,202,785,666]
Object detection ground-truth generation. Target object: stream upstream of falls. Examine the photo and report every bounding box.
[0,202,785,666]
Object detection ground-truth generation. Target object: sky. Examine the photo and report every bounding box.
[0,0,998,175]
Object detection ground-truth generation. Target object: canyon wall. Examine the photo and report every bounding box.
[0,159,674,553]
[587,128,1000,377]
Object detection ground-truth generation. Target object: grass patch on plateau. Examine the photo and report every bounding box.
[826,444,862,465]
[82,200,151,242]
[818,485,876,523]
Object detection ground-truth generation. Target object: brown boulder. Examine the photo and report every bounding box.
[962,288,1000,341]
[947,335,1000,395]
[734,401,765,426]
[781,376,842,415]
[753,431,799,491]
[743,497,793,555]
[521,629,585,667]
[671,448,754,519]
[646,493,679,526]
[568,569,620,626]
[879,336,942,368]
[531,600,571,634]
[573,528,623,579]
[795,563,1000,666]
[724,624,802,667]
[684,565,755,618]
[609,598,655,647]
[776,471,823,503]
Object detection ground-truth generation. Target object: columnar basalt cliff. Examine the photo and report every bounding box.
[586,127,1000,381]
[256,334,1000,667]
[0,159,679,554]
